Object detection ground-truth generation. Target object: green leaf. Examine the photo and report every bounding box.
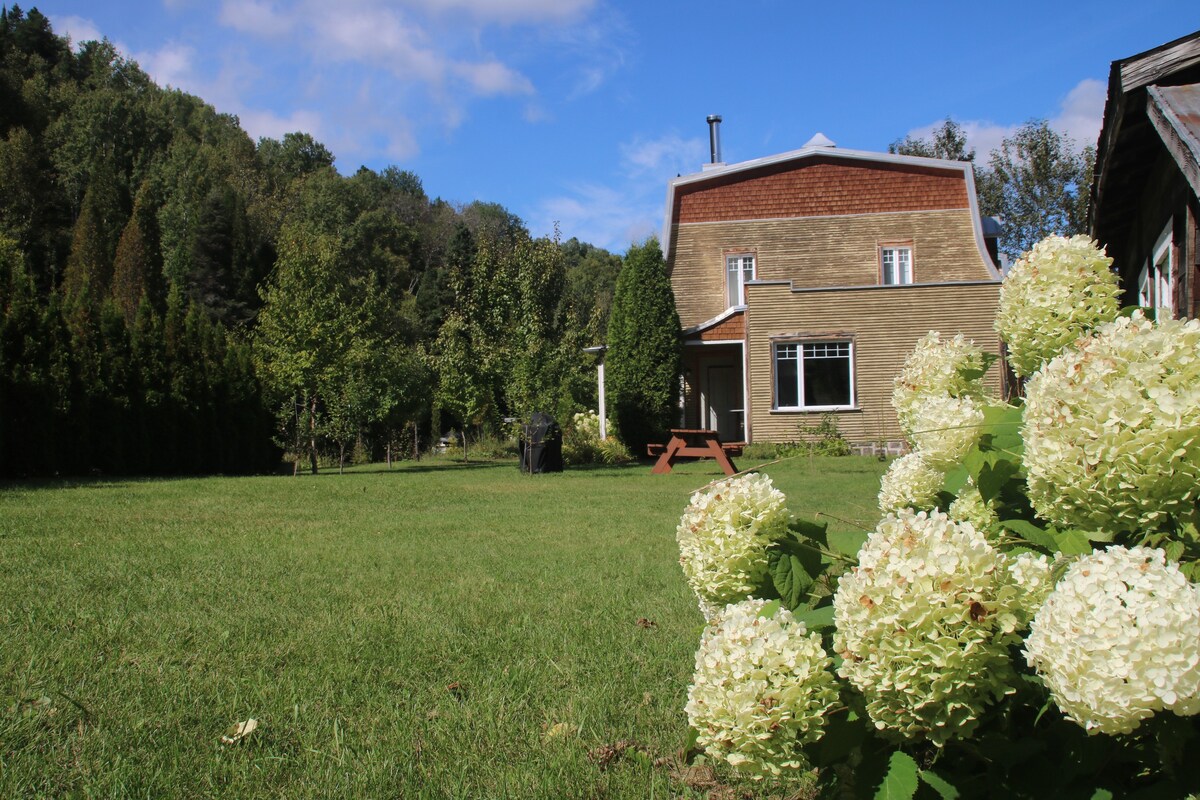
[1000,519,1058,551]
[756,600,781,620]
[980,403,1024,454]
[875,751,919,800]
[942,465,969,496]
[1056,529,1093,556]
[790,518,829,548]
[793,605,835,631]
[1090,790,1114,800]
[1118,305,1150,318]
[769,550,814,611]
[828,530,868,558]
[918,769,960,800]
[977,458,1020,504]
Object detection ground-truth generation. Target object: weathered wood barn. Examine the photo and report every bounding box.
[661,128,1003,448]
[1091,29,1200,319]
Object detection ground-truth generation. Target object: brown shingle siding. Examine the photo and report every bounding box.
[676,158,970,224]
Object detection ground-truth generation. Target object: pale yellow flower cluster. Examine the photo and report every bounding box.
[1025,546,1200,735]
[833,509,1029,745]
[877,452,943,514]
[1023,313,1200,534]
[995,234,1120,378]
[676,473,792,620]
[686,599,839,778]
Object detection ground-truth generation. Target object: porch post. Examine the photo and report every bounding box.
[597,359,607,440]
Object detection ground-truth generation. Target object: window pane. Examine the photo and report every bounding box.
[775,345,799,407]
[882,250,895,284]
[897,248,911,283]
[802,343,851,406]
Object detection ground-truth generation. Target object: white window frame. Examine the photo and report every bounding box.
[1138,221,1174,319]
[772,339,856,411]
[880,245,913,285]
[726,253,755,308]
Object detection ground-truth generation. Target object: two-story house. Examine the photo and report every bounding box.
[663,132,1003,449]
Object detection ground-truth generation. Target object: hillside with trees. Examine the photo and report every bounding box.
[0,6,620,477]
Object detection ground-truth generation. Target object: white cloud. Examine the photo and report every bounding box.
[620,133,706,178]
[408,0,595,25]
[452,60,534,96]
[532,182,658,253]
[218,0,296,37]
[1053,78,1106,151]
[901,77,1108,162]
[237,107,325,143]
[135,43,198,91]
[50,15,103,49]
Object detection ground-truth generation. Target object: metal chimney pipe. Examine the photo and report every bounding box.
[706,114,722,164]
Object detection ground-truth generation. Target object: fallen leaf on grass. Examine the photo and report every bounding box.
[587,740,651,770]
[641,692,653,706]
[220,718,258,745]
[446,682,467,702]
[541,721,579,743]
[671,764,718,791]
[635,618,658,630]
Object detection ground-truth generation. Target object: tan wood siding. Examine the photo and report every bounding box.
[670,210,990,329]
[743,282,1002,444]
[676,158,968,223]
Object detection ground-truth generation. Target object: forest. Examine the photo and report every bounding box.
[0,5,622,477]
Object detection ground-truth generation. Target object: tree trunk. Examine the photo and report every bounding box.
[338,441,345,475]
[461,427,469,463]
[386,441,392,469]
[412,420,419,461]
[309,395,319,474]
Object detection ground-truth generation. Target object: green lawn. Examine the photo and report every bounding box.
[0,455,887,798]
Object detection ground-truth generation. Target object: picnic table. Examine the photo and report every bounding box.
[647,428,743,476]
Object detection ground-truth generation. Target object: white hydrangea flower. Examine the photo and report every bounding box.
[1025,546,1200,735]
[948,478,998,532]
[677,474,792,619]
[1008,551,1054,614]
[833,509,1026,745]
[1023,313,1200,533]
[686,599,839,778]
[878,452,943,514]
[905,394,985,470]
[995,234,1120,378]
[893,331,988,428]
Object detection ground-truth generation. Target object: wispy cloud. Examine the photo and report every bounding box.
[901,77,1108,161]
[408,0,596,25]
[530,131,704,252]
[49,15,103,49]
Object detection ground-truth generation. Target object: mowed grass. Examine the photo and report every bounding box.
[0,454,887,798]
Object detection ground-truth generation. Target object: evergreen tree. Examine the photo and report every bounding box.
[605,238,681,454]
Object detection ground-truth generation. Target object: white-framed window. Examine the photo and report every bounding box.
[880,245,913,285]
[773,339,855,410]
[1138,222,1174,319]
[726,253,755,307]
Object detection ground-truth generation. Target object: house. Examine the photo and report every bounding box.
[1090,29,1200,319]
[662,127,1004,450]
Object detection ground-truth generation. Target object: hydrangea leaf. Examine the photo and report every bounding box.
[1055,529,1093,555]
[875,751,919,800]
[918,769,960,800]
[976,458,1020,504]
[808,710,868,768]
[1000,519,1058,553]
[793,605,835,631]
[768,549,815,611]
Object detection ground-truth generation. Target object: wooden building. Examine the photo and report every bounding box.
[1091,30,1200,319]
[662,133,1003,449]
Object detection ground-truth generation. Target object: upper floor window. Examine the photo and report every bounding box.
[1138,222,1173,319]
[881,245,913,285]
[773,339,855,410]
[726,253,755,307]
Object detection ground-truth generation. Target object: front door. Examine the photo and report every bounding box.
[706,365,742,441]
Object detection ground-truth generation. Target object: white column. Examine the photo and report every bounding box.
[597,360,607,440]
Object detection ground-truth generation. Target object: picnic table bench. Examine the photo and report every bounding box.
[647,428,744,476]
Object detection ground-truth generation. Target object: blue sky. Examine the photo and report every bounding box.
[44,0,1199,252]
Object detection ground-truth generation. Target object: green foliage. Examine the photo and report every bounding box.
[778,413,852,458]
[605,238,682,454]
[977,120,1094,258]
[889,119,975,162]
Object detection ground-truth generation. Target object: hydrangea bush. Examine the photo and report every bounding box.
[671,235,1200,798]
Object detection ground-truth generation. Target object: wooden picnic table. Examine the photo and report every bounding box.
[647,428,742,476]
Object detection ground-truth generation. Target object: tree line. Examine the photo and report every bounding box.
[0,6,623,477]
